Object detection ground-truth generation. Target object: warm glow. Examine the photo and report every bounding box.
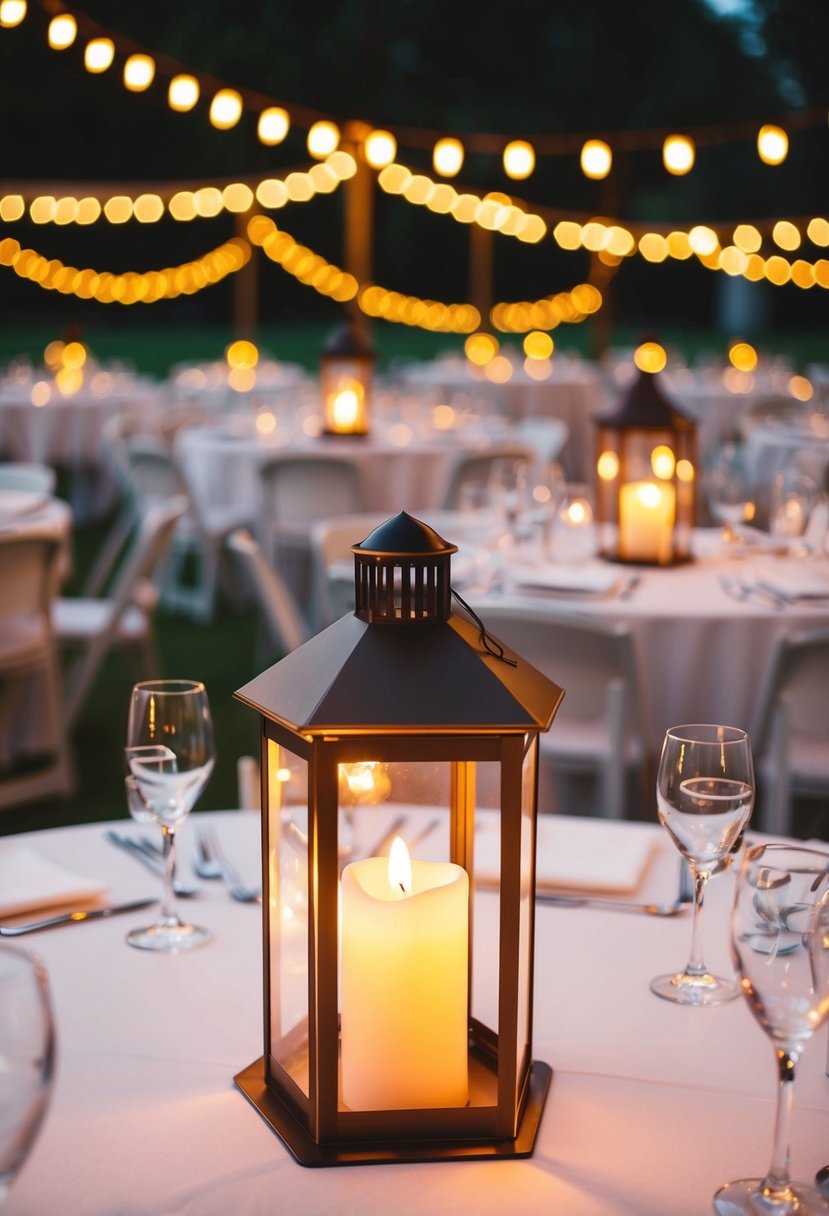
[30,380,50,407]
[226,339,259,368]
[307,121,340,159]
[103,195,133,224]
[123,54,155,92]
[503,140,535,180]
[772,220,800,251]
[485,354,513,383]
[633,341,667,374]
[387,837,412,896]
[524,357,552,380]
[597,450,620,481]
[789,375,813,401]
[639,233,669,262]
[228,366,256,392]
[331,388,360,428]
[0,194,24,221]
[566,499,589,526]
[433,137,464,177]
[662,134,695,175]
[255,409,277,435]
[580,139,612,180]
[210,89,243,130]
[432,403,456,430]
[222,183,254,212]
[47,13,76,48]
[733,224,762,253]
[258,106,289,145]
[651,445,675,479]
[55,366,83,396]
[43,340,63,367]
[364,129,397,168]
[728,341,758,371]
[464,331,499,365]
[62,341,87,369]
[0,1,26,28]
[757,124,788,165]
[84,37,114,73]
[168,74,200,112]
[807,217,829,246]
[554,221,582,250]
[688,226,719,256]
[523,330,554,359]
[676,458,695,483]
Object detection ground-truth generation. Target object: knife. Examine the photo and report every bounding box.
[0,897,158,937]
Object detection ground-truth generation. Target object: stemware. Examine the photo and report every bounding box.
[650,723,755,1005]
[0,944,55,1207]
[713,842,829,1215]
[705,439,756,543]
[124,678,215,952]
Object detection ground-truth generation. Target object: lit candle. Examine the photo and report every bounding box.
[329,383,362,431]
[618,480,675,563]
[340,837,469,1110]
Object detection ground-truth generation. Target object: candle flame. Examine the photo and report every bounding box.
[388,836,412,897]
[331,387,360,428]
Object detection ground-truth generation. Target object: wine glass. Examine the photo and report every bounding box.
[124,678,215,952]
[650,723,755,1005]
[705,439,756,543]
[713,842,829,1215]
[0,945,55,1207]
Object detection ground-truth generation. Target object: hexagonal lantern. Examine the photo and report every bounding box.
[319,314,375,437]
[234,511,564,1165]
[595,365,697,565]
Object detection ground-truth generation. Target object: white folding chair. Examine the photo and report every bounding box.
[258,454,366,614]
[308,512,390,628]
[752,624,829,835]
[226,529,310,667]
[53,495,189,729]
[469,603,650,818]
[0,461,57,496]
[0,531,74,808]
[440,445,534,510]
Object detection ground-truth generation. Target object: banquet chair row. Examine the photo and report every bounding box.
[226,529,309,667]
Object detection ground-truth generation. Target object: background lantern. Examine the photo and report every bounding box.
[234,512,563,1165]
[594,353,697,565]
[319,313,375,436]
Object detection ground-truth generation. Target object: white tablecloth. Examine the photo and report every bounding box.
[5,811,828,1216]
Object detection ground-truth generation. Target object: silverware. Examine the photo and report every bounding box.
[193,826,224,881]
[535,892,689,917]
[104,831,201,898]
[735,575,785,611]
[0,898,158,937]
[619,573,641,601]
[196,823,261,903]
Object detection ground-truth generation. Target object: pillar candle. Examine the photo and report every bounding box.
[340,842,469,1111]
[618,480,676,563]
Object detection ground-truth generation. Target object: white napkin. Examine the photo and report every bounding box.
[474,811,658,894]
[512,563,621,597]
[0,842,109,918]
[753,562,829,601]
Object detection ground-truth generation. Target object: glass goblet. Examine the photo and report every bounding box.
[705,439,756,543]
[650,723,755,1006]
[713,842,829,1215]
[125,678,215,952]
[0,944,55,1207]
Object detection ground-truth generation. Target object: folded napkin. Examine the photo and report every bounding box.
[474,811,658,894]
[512,563,621,597]
[753,562,829,601]
[0,842,108,918]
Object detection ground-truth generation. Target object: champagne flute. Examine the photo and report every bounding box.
[650,723,754,1005]
[125,679,215,952]
[0,945,55,1207]
[713,842,829,1215]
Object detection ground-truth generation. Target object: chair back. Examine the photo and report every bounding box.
[227,529,309,657]
[0,531,59,664]
[441,445,534,510]
[0,461,56,496]
[259,455,364,534]
[308,512,390,626]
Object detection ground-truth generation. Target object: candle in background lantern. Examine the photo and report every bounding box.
[330,384,361,431]
[618,480,676,563]
[340,837,469,1111]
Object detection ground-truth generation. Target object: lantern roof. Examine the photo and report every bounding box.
[355,510,457,558]
[321,313,376,360]
[598,367,696,432]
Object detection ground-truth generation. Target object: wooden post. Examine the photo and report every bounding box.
[469,223,494,331]
[343,120,374,318]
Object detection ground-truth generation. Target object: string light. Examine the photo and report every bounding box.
[503,140,535,180]
[47,13,76,49]
[168,74,200,112]
[209,88,243,131]
[123,53,155,92]
[83,36,114,73]
[307,121,340,159]
[364,129,397,169]
[580,139,612,180]
[0,0,26,27]
[258,106,289,145]
[433,137,464,177]
[757,123,788,165]
[663,134,695,175]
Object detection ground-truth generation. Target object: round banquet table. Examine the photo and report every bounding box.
[4,810,828,1216]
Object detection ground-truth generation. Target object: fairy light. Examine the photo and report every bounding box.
[580,139,612,180]
[84,37,114,73]
[209,88,243,130]
[307,121,340,159]
[523,330,554,359]
[663,134,695,175]
[0,1,26,27]
[633,341,667,373]
[258,106,289,145]
[729,341,758,371]
[733,224,762,253]
[772,220,800,251]
[503,140,535,180]
[433,137,464,177]
[807,217,829,246]
[47,13,76,49]
[123,54,155,92]
[464,332,499,365]
[757,124,788,165]
[364,129,397,168]
[168,74,200,112]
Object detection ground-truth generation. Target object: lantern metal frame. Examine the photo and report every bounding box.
[319,313,375,438]
[594,367,697,566]
[234,513,564,1167]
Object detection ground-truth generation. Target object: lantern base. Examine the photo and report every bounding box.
[600,550,694,567]
[321,429,369,439]
[234,1057,552,1167]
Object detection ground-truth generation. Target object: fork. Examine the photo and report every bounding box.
[197,822,261,903]
[105,831,201,898]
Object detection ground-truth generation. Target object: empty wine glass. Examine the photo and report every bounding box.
[705,439,756,543]
[0,945,55,1207]
[125,679,215,952]
[713,842,829,1215]
[651,724,755,1005]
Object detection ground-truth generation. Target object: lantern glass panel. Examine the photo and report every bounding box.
[267,739,310,1099]
[515,738,538,1094]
